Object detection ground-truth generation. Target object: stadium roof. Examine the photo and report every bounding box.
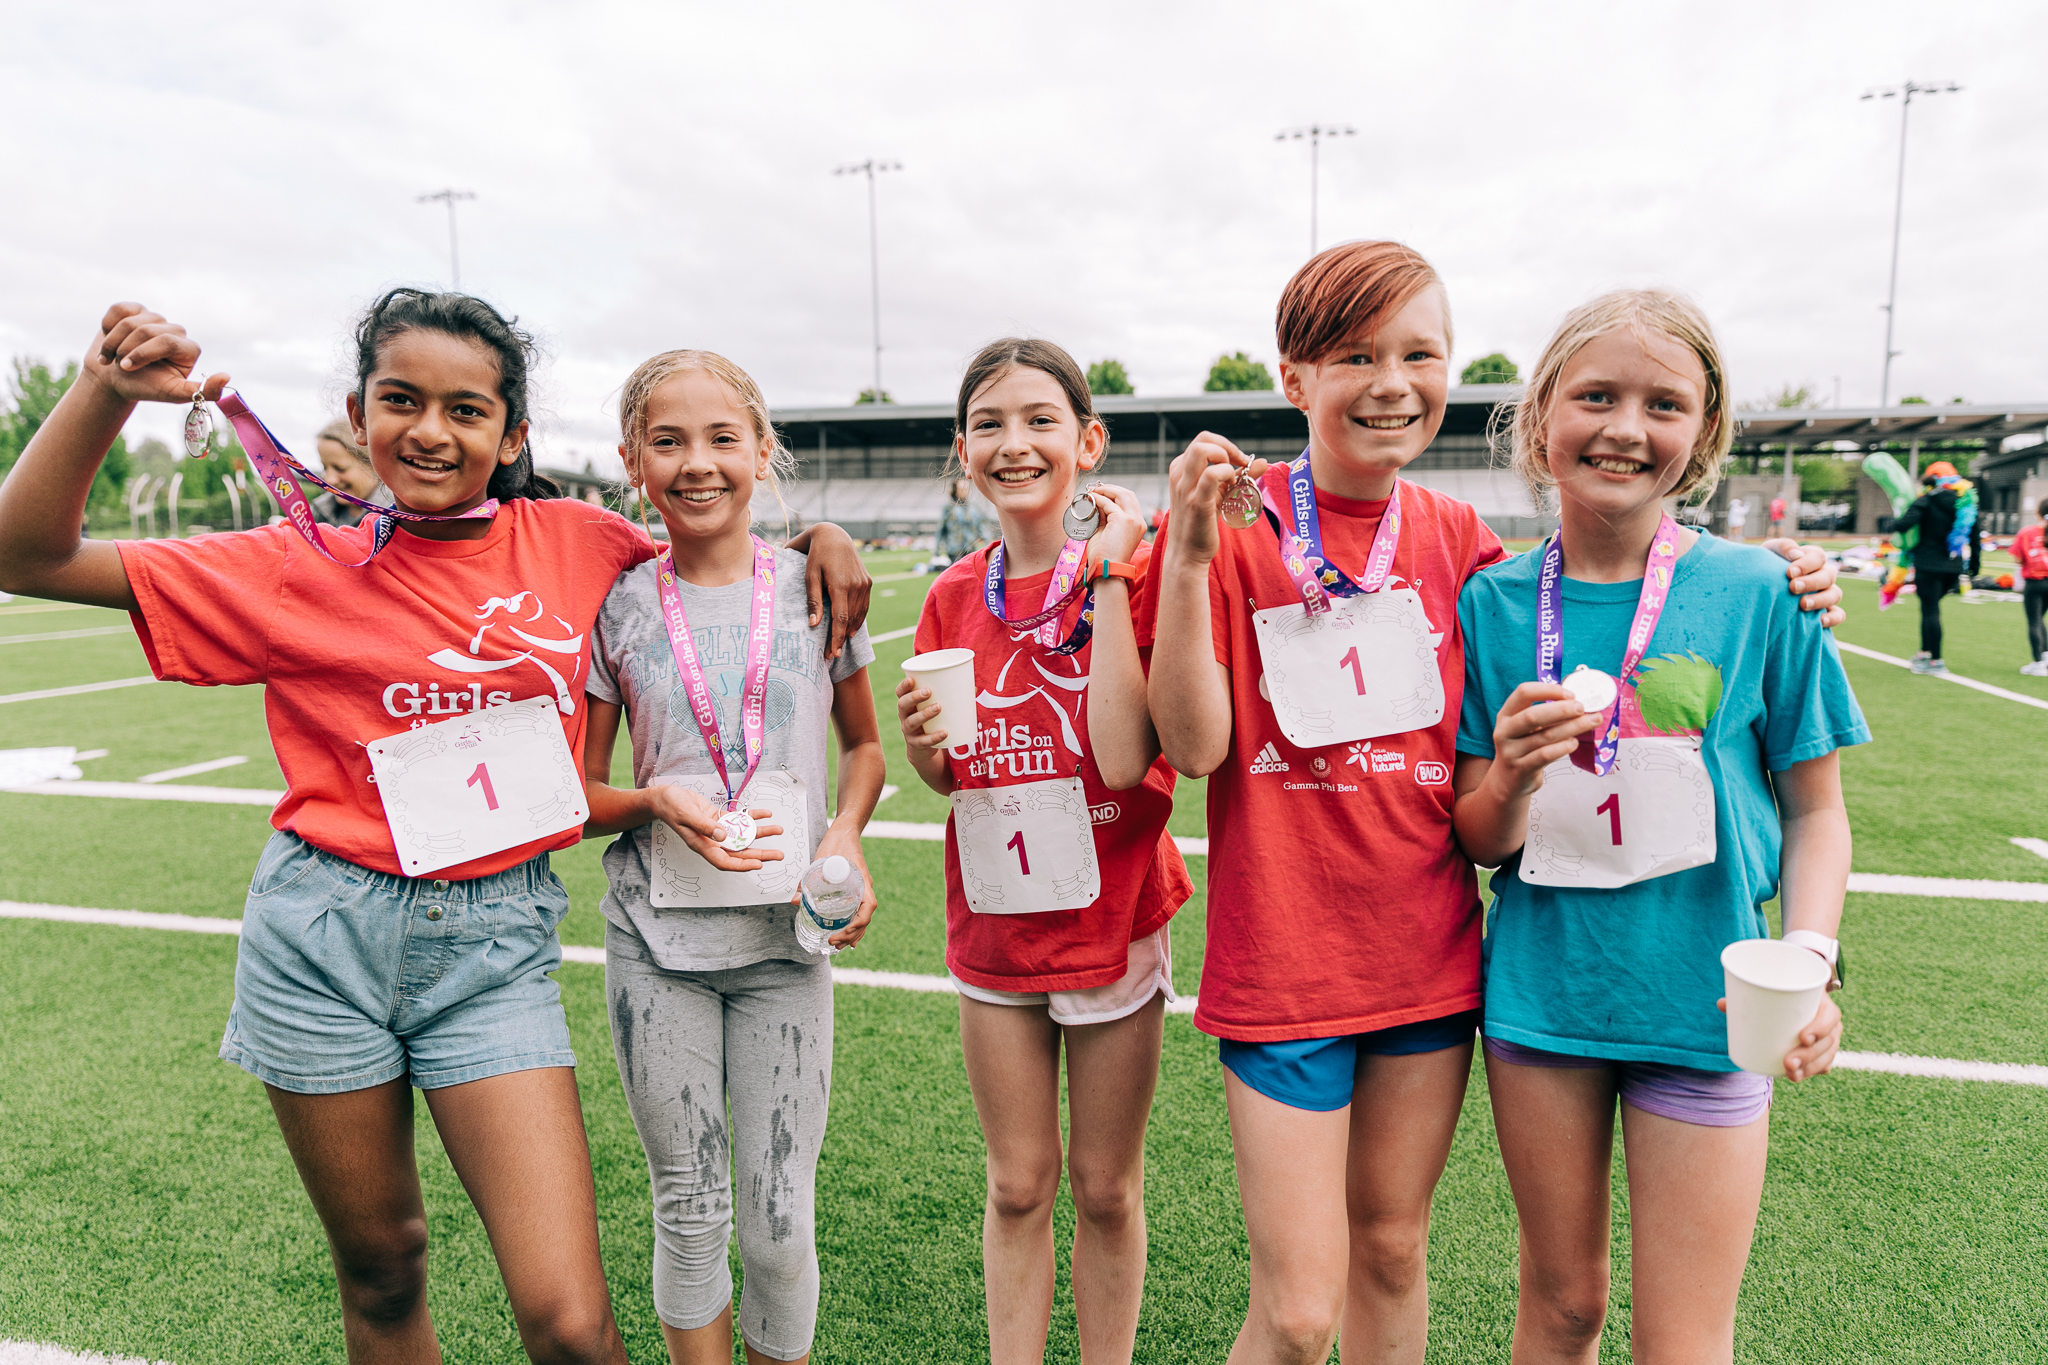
[1729,402,2048,449]
[770,391,2048,452]
[771,386,1523,447]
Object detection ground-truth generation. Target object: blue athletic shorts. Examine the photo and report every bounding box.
[220,830,576,1094]
[1218,1009,1481,1112]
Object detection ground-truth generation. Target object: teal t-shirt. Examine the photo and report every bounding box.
[1455,534,1870,1070]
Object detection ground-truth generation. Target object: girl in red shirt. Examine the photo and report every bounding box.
[894,338,1190,1365]
[0,297,868,1363]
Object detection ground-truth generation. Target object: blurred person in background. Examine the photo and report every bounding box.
[311,417,390,527]
[1769,493,1788,537]
[2016,496,2048,676]
[932,476,994,568]
[1725,495,1748,542]
[1893,460,1980,675]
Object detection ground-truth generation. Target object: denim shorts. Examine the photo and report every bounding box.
[1218,1009,1482,1112]
[1483,1036,1772,1127]
[220,830,577,1094]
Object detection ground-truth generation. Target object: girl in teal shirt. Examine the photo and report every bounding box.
[1452,289,1867,1362]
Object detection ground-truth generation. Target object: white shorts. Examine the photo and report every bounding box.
[950,927,1176,1027]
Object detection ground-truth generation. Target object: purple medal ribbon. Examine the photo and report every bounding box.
[1535,514,1683,775]
[1258,449,1404,617]
[981,538,1095,656]
[655,536,779,816]
[215,392,498,567]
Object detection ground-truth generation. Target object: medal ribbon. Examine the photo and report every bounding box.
[1258,448,1404,617]
[215,392,498,568]
[981,538,1095,656]
[1535,514,1683,774]
[656,536,778,812]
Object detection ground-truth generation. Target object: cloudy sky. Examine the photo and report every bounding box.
[4,1,2043,476]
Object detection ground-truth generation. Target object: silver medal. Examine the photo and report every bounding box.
[1062,490,1102,541]
[1220,470,1261,529]
[717,808,758,852]
[1561,665,1618,713]
[181,395,214,460]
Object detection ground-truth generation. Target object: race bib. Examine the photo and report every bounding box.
[649,770,807,907]
[1520,737,1716,889]
[952,776,1100,915]
[1253,587,1444,748]
[366,696,587,877]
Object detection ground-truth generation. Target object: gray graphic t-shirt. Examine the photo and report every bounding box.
[587,548,874,971]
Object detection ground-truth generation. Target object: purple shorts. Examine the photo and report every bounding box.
[1483,1036,1771,1128]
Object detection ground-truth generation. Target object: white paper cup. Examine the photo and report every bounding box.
[903,647,978,756]
[1720,939,1831,1076]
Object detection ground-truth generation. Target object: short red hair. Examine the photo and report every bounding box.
[1274,240,1449,364]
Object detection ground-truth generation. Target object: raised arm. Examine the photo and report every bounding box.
[788,521,872,661]
[0,304,228,607]
[1079,483,1159,790]
[1148,434,1264,777]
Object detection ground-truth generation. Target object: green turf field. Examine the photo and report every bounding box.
[3,552,2046,1362]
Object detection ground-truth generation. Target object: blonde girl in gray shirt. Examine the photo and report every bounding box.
[581,350,885,1365]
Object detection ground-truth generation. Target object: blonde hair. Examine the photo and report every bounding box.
[316,417,374,469]
[1495,288,1732,509]
[617,349,796,532]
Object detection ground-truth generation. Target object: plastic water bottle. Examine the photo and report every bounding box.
[795,854,863,956]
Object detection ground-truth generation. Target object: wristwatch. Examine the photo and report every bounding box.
[1782,929,1845,991]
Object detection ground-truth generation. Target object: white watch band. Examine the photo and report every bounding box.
[1782,929,1839,965]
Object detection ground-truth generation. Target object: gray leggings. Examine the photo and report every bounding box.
[605,925,832,1361]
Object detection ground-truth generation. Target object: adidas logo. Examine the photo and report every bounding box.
[1248,741,1290,774]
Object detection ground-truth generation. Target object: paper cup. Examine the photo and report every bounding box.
[1720,938,1831,1076]
[903,647,978,756]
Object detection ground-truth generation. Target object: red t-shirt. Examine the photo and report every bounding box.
[119,500,653,879]
[1135,470,1506,1041]
[914,543,1192,992]
[2015,524,2048,579]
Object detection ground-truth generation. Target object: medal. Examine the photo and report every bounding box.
[1220,469,1262,528]
[1062,490,1103,541]
[1560,665,1617,714]
[182,394,214,460]
[716,808,758,852]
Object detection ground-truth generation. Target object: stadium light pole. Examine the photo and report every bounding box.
[1860,81,1961,407]
[1276,124,1354,255]
[834,159,902,400]
[417,188,477,289]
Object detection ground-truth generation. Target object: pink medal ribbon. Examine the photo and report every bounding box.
[655,536,778,849]
[1535,514,1683,774]
[1258,451,1403,616]
[214,392,497,567]
[981,537,1095,654]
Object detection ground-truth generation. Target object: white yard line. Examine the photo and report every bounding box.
[0,676,160,706]
[0,626,132,646]
[136,756,248,785]
[868,625,916,644]
[0,780,278,807]
[7,900,2043,1077]
[1844,872,2048,903]
[0,1343,172,1365]
[2011,837,2048,863]
[1836,640,2048,712]
[0,603,103,617]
